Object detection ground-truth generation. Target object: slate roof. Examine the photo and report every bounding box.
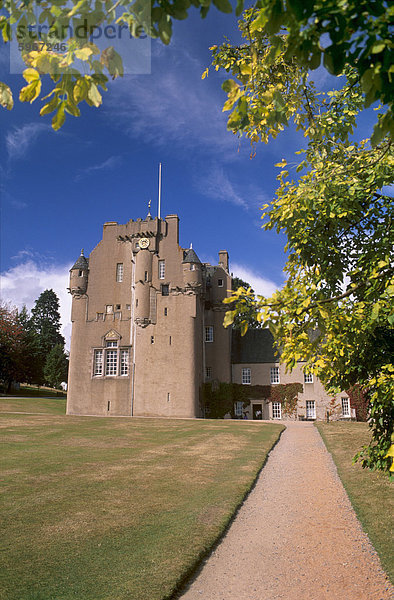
[182,248,201,264]
[231,328,281,364]
[71,251,89,271]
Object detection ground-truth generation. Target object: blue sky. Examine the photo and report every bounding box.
[0,7,375,345]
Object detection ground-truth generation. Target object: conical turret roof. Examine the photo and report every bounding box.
[71,250,89,270]
[182,247,201,264]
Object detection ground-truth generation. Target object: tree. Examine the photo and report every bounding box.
[44,344,69,388]
[215,12,393,472]
[1,1,392,137]
[231,276,261,330]
[31,289,66,385]
[0,303,24,392]
[17,305,42,385]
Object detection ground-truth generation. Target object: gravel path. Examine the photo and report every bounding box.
[179,422,393,600]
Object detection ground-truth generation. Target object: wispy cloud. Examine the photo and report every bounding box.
[5,122,52,161]
[231,262,281,298]
[0,258,72,348]
[195,166,248,208]
[106,49,241,157]
[194,165,272,210]
[74,155,123,181]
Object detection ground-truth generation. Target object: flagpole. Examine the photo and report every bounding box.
[158,162,162,219]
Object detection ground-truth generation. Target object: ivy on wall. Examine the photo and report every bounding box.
[202,382,304,418]
[347,384,370,422]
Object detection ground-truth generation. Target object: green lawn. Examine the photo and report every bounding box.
[0,395,67,415]
[316,422,394,583]
[1,402,283,600]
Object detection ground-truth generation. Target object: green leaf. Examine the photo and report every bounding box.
[87,81,102,107]
[40,95,60,115]
[19,79,41,103]
[212,0,232,13]
[52,102,66,130]
[235,0,244,17]
[0,82,13,110]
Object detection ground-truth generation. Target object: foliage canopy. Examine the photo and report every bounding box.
[213,11,393,472]
[1,0,392,136]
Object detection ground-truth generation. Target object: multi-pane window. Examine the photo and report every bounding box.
[270,366,280,384]
[242,367,251,385]
[272,401,281,419]
[341,397,350,417]
[205,366,212,380]
[205,326,214,342]
[93,350,103,376]
[161,284,169,296]
[159,260,165,279]
[93,340,130,378]
[105,349,118,376]
[234,401,243,417]
[120,350,129,376]
[116,263,124,282]
[304,372,313,384]
[306,400,316,419]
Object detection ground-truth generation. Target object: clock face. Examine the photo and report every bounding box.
[139,237,150,249]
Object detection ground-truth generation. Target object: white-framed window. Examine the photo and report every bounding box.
[106,305,113,314]
[272,402,281,419]
[341,397,350,417]
[304,372,313,384]
[120,349,129,376]
[159,260,165,279]
[205,326,214,342]
[105,349,118,376]
[92,340,131,378]
[270,366,280,384]
[116,263,123,282]
[242,367,251,385]
[205,366,212,380]
[93,349,103,376]
[306,400,316,419]
[234,401,243,417]
[218,278,223,287]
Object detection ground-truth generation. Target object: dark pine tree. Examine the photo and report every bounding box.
[31,290,65,385]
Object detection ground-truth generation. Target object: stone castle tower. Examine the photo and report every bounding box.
[66,213,232,417]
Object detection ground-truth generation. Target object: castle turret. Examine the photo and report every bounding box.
[69,249,89,295]
[182,246,202,288]
[134,247,152,324]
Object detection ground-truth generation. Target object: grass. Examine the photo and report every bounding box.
[3,384,67,398]
[1,399,283,600]
[0,395,67,415]
[316,422,394,583]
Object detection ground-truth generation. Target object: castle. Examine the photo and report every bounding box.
[67,213,352,421]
